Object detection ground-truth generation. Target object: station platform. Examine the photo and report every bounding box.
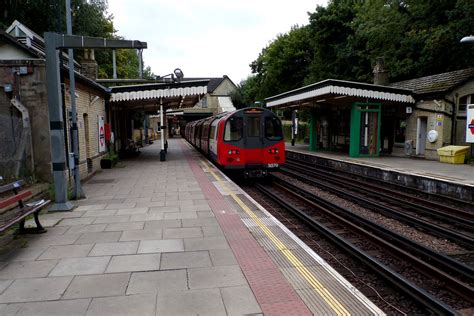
[286,143,474,201]
[0,138,383,315]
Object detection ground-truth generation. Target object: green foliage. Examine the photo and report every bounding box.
[0,0,155,80]
[242,0,474,105]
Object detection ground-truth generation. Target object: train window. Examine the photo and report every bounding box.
[247,116,261,137]
[210,126,216,139]
[224,117,242,141]
[264,117,283,140]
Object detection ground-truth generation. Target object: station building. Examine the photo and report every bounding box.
[0,21,108,182]
[266,59,474,160]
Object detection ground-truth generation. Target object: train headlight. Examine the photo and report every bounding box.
[228,149,240,155]
[268,148,279,154]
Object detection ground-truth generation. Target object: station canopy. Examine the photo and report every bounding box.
[109,80,210,112]
[265,79,415,108]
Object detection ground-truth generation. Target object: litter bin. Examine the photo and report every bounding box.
[437,146,470,164]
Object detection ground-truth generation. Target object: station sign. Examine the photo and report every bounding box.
[467,105,474,143]
[98,116,106,152]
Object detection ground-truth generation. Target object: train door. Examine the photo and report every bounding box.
[244,109,264,165]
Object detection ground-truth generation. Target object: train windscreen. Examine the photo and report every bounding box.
[247,116,261,137]
[224,117,243,141]
[264,117,283,140]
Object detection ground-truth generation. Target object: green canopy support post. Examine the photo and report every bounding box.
[309,110,318,151]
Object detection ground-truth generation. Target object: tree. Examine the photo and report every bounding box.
[0,0,155,79]
[249,25,312,101]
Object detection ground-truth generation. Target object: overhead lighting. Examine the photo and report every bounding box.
[316,99,326,103]
[334,95,347,99]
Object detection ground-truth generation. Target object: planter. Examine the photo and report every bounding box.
[100,159,113,169]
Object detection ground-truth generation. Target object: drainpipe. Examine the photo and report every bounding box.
[449,95,457,145]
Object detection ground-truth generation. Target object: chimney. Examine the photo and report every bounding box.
[80,49,98,80]
[373,57,389,86]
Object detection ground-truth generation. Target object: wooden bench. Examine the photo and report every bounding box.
[0,180,50,234]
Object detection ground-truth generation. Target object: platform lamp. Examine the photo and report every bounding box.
[460,36,474,160]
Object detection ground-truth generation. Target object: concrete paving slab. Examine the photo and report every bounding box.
[182,218,219,227]
[15,298,91,316]
[0,281,12,294]
[120,229,163,241]
[144,219,181,230]
[188,265,247,289]
[105,254,160,273]
[138,239,184,254]
[184,236,230,251]
[64,224,107,235]
[116,207,149,215]
[0,247,47,262]
[0,260,58,279]
[126,270,187,295]
[156,288,226,316]
[75,204,107,211]
[63,273,130,299]
[92,215,130,224]
[0,277,72,303]
[209,249,238,266]
[49,257,110,276]
[130,213,164,222]
[197,210,215,218]
[82,210,117,217]
[89,242,138,256]
[86,293,156,316]
[38,244,94,260]
[136,201,166,208]
[75,232,121,245]
[104,222,144,231]
[161,251,211,270]
[105,203,136,210]
[162,227,203,239]
[221,285,262,316]
[0,303,22,315]
[57,217,95,226]
[163,212,198,220]
[202,225,224,237]
[26,234,81,247]
[25,217,61,228]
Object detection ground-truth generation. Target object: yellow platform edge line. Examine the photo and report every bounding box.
[202,160,350,316]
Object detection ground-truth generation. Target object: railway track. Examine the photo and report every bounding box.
[248,178,473,314]
[281,160,474,249]
[286,156,474,212]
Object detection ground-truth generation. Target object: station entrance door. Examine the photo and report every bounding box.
[349,103,381,157]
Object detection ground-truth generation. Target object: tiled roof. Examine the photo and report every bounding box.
[182,75,233,93]
[390,68,474,95]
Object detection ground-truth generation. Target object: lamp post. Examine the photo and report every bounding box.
[156,68,184,161]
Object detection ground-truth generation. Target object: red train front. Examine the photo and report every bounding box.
[185,107,285,177]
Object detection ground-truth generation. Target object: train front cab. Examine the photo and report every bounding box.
[217,108,285,177]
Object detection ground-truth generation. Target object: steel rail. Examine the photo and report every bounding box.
[271,178,474,282]
[286,156,473,210]
[284,161,474,229]
[255,183,460,315]
[280,167,474,249]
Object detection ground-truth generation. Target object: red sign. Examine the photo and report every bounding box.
[469,119,474,135]
[104,123,111,141]
[99,126,105,146]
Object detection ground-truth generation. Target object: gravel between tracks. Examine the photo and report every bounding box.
[274,172,466,255]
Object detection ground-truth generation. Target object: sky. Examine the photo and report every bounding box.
[108,0,328,84]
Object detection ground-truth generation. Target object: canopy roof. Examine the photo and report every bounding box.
[265,79,415,108]
[109,80,209,112]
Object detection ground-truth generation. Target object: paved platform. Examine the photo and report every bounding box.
[0,139,383,315]
[286,143,474,187]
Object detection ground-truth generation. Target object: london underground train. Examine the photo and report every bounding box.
[185,107,285,177]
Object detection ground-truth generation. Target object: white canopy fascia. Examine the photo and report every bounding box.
[110,85,208,103]
[266,84,415,108]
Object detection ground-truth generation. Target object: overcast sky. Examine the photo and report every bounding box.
[108,0,328,84]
